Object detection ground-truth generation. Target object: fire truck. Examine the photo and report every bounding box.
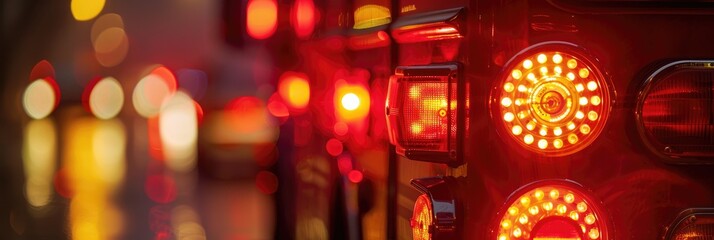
[272,0,714,239]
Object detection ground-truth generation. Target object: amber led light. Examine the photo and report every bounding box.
[495,181,609,240]
[495,44,611,156]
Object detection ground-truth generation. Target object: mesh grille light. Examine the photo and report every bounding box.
[495,181,609,240]
[387,64,463,165]
[494,43,611,156]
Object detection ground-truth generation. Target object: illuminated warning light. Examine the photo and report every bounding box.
[493,42,611,156]
[495,180,609,240]
[353,4,391,29]
[392,8,464,44]
[335,81,370,122]
[278,72,311,111]
[665,209,714,240]
[341,93,360,111]
[387,64,464,165]
[291,0,315,39]
[638,61,714,161]
[410,177,460,240]
[347,170,363,183]
[246,0,277,39]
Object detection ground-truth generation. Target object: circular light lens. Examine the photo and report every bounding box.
[495,47,610,156]
[412,194,433,240]
[495,182,608,240]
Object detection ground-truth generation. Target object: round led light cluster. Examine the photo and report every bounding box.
[495,183,608,240]
[495,47,610,156]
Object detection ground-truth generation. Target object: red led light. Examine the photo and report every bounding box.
[494,43,611,156]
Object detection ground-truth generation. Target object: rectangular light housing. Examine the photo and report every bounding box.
[386,64,463,165]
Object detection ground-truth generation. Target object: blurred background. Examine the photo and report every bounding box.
[1,0,393,239]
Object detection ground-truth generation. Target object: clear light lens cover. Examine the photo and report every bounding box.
[638,61,714,160]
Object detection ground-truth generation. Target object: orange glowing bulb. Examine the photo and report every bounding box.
[247,0,278,39]
[341,93,360,111]
[523,60,533,69]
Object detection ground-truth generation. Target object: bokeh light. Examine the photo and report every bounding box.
[326,138,343,156]
[87,77,124,119]
[341,93,360,111]
[256,171,278,195]
[334,122,348,136]
[145,174,177,204]
[91,14,124,43]
[159,92,198,172]
[71,0,105,21]
[171,206,207,240]
[92,119,126,188]
[347,170,363,183]
[22,119,57,207]
[29,60,56,82]
[207,96,278,144]
[64,117,126,240]
[64,117,127,193]
[267,93,290,119]
[23,78,58,119]
[133,66,177,118]
[334,80,370,122]
[93,27,129,67]
[246,0,278,39]
[278,72,311,111]
[291,0,315,39]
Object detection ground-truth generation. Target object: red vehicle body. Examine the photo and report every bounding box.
[286,0,714,239]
